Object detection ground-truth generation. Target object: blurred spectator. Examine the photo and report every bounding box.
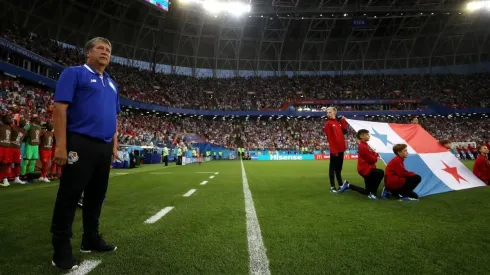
[2,25,490,111]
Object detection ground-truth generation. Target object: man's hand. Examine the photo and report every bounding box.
[53,144,68,166]
[112,147,121,162]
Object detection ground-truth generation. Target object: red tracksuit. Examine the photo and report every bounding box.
[50,138,62,178]
[357,141,379,177]
[384,155,416,190]
[323,118,347,155]
[473,154,489,185]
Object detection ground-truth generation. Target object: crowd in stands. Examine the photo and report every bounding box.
[366,115,490,146]
[1,24,490,153]
[1,73,489,153]
[296,102,428,112]
[2,25,490,111]
[0,75,53,122]
[238,115,490,152]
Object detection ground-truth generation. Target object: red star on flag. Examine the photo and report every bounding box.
[441,161,467,183]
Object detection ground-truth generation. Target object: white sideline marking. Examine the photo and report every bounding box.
[240,159,271,275]
[110,166,177,178]
[183,189,197,197]
[200,181,208,185]
[109,173,128,178]
[144,207,174,224]
[149,172,174,174]
[196,172,218,174]
[215,172,219,175]
[65,260,101,275]
[209,175,215,179]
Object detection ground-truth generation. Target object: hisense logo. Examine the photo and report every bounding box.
[269,155,303,161]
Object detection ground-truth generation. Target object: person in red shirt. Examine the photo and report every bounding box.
[0,115,12,187]
[323,107,348,193]
[456,146,462,159]
[338,129,385,200]
[385,144,421,201]
[473,145,489,185]
[49,135,62,180]
[8,118,27,185]
[39,123,55,182]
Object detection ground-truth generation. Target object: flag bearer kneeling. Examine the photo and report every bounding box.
[384,144,421,201]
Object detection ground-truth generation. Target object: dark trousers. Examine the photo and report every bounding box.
[329,152,344,188]
[350,168,385,195]
[50,132,113,247]
[393,175,421,199]
[163,155,168,166]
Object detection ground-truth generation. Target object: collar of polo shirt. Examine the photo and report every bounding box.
[84,64,110,78]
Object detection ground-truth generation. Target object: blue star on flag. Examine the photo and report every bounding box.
[371,128,392,146]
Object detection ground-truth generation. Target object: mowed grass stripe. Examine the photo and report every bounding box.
[245,160,490,275]
[93,161,249,275]
[0,164,177,196]
[0,162,238,274]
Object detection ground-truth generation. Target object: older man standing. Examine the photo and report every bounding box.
[50,37,120,270]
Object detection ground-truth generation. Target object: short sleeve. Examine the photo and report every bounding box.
[54,67,78,103]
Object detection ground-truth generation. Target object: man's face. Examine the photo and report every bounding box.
[327,109,336,119]
[480,146,489,155]
[411,118,419,124]
[87,42,111,67]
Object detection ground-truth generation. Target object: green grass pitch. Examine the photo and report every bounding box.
[1,160,489,275]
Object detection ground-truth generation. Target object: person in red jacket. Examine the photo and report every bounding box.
[338,129,385,200]
[323,107,347,193]
[385,144,421,201]
[473,145,489,185]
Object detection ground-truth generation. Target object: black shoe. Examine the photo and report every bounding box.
[52,238,79,270]
[52,255,80,270]
[80,234,117,253]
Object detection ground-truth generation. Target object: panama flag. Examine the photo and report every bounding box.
[347,119,486,197]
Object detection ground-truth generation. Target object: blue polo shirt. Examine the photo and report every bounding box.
[54,64,120,143]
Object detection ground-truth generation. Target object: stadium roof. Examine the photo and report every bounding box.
[1,0,489,72]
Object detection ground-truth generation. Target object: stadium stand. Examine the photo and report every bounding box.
[2,0,490,273]
[1,74,488,153]
[1,25,490,111]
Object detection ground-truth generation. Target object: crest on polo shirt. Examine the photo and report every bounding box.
[108,80,117,93]
[68,151,79,164]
